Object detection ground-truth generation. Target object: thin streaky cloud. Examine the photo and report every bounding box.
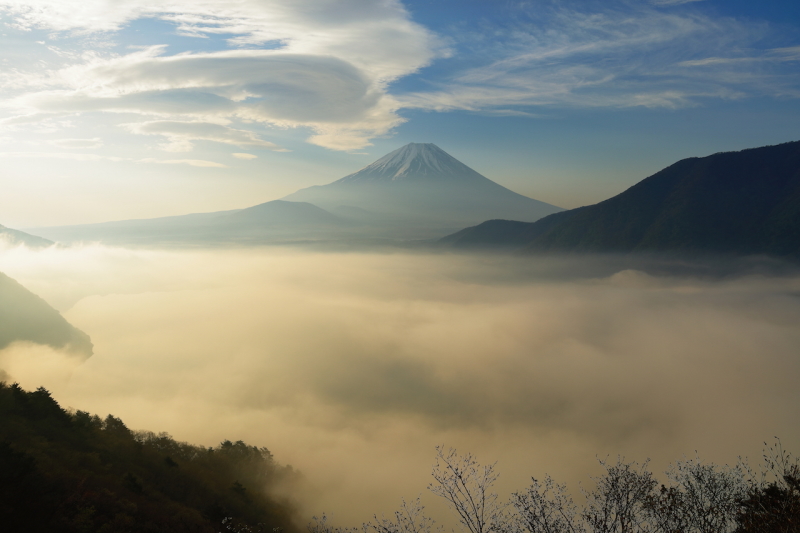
[679,46,800,67]
[124,121,286,153]
[50,138,103,149]
[0,151,127,162]
[0,151,225,167]
[139,158,226,168]
[400,1,797,114]
[650,0,705,6]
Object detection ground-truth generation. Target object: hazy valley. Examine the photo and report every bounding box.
[3,0,800,530]
[2,242,800,529]
[3,138,800,531]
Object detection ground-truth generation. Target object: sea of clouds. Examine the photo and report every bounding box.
[1,243,799,526]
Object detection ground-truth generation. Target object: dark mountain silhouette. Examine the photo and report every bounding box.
[0,224,53,248]
[0,272,93,359]
[0,383,300,533]
[282,143,563,237]
[442,140,800,257]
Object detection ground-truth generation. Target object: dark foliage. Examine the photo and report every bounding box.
[320,446,800,533]
[735,442,800,533]
[0,382,300,533]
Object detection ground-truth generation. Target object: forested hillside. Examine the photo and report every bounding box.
[3,381,798,533]
[0,382,300,533]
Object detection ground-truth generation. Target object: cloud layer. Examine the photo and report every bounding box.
[1,245,798,525]
[401,1,800,113]
[0,0,442,151]
[3,0,798,157]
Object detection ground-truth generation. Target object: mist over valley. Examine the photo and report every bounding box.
[2,139,800,530]
[1,242,799,528]
[2,1,800,528]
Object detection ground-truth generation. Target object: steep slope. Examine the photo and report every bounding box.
[0,272,93,359]
[282,143,563,235]
[332,142,491,184]
[441,140,800,257]
[0,383,300,533]
[0,224,53,248]
[439,215,570,248]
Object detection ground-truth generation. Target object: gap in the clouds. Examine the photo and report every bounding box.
[114,18,284,55]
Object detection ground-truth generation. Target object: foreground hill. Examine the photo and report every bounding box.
[0,382,299,533]
[442,140,800,257]
[0,272,93,359]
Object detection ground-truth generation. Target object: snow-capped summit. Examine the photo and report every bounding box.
[334,143,487,184]
[29,142,564,244]
[281,142,564,237]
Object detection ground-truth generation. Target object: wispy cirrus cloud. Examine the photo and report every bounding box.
[1,0,798,155]
[0,151,225,167]
[138,157,226,167]
[678,45,800,67]
[124,121,287,153]
[50,137,103,149]
[399,1,798,113]
[649,0,705,6]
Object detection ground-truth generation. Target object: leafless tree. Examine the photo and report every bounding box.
[366,497,442,533]
[646,457,745,533]
[736,439,800,533]
[428,446,507,533]
[308,513,363,533]
[581,458,656,533]
[511,474,585,533]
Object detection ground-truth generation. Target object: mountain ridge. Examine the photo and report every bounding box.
[282,142,563,235]
[31,143,562,244]
[0,224,53,248]
[28,200,349,245]
[0,271,93,359]
[441,140,800,257]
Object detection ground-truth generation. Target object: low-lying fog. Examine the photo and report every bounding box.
[1,244,799,526]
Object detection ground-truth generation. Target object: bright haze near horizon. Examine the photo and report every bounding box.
[2,0,800,530]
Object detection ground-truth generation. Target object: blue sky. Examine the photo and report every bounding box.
[1,0,799,226]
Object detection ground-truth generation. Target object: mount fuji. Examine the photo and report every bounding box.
[282,143,563,237]
[30,143,561,245]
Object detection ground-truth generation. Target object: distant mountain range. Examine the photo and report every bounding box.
[442,140,800,258]
[17,140,800,256]
[0,224,53,248]
[0,272,93,360]
[28,200,353,246]
[28,143,562,245]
